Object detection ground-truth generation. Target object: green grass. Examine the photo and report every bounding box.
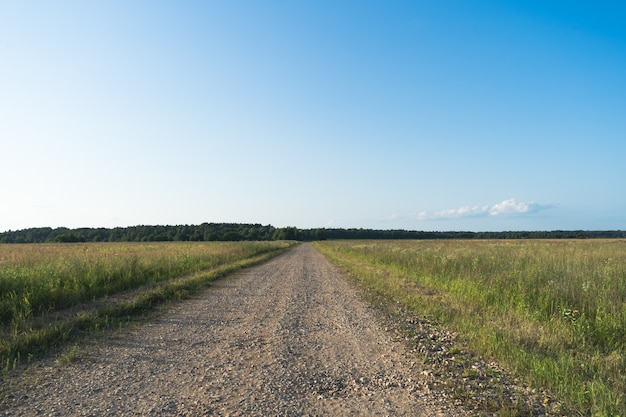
[0,241,294,363]
[314,239,626,417]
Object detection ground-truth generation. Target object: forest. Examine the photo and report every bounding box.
[0,223,625,243]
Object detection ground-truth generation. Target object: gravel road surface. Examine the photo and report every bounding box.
[2,243,468,416]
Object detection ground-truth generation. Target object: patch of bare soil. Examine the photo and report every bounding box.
[1,243,468,416]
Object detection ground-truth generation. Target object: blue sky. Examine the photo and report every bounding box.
[1,1,625,232]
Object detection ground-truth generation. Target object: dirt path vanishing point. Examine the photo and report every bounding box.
[2,243,468,416]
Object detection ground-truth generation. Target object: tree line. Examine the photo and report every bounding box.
[299,228,626,240]
[0,224,278,243]
[0,224,625,243]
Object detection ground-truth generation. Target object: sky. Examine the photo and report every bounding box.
[1,1,625,232]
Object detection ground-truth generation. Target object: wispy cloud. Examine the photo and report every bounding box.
[488,198,546,216]
[410,198,552,221]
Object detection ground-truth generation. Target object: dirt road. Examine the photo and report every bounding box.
[2,243,467,416]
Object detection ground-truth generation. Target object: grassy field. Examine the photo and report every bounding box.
[0,241,293,364]
[314,239,625,417]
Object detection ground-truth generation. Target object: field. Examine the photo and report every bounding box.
[314,239,625,417]
[0,241,293,364]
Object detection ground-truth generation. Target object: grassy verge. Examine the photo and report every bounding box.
[0,241,294,365]
[314,240,625,417]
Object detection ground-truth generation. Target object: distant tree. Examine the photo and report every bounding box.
[314,229,326,240]
[273,227,301,241]
[55,233,86,243]
[174,226,191,241]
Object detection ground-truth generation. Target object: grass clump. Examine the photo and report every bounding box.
[314,239,625,416]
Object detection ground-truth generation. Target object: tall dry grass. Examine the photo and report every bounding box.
[0,242,285,322]
[0,241,292,363]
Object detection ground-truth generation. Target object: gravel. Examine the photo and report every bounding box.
[368,300,564,416]
[0,243,554,416]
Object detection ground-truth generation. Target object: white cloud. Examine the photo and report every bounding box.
[489,198,541,216]
[409,199,551,221]
[438,205,490,218]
